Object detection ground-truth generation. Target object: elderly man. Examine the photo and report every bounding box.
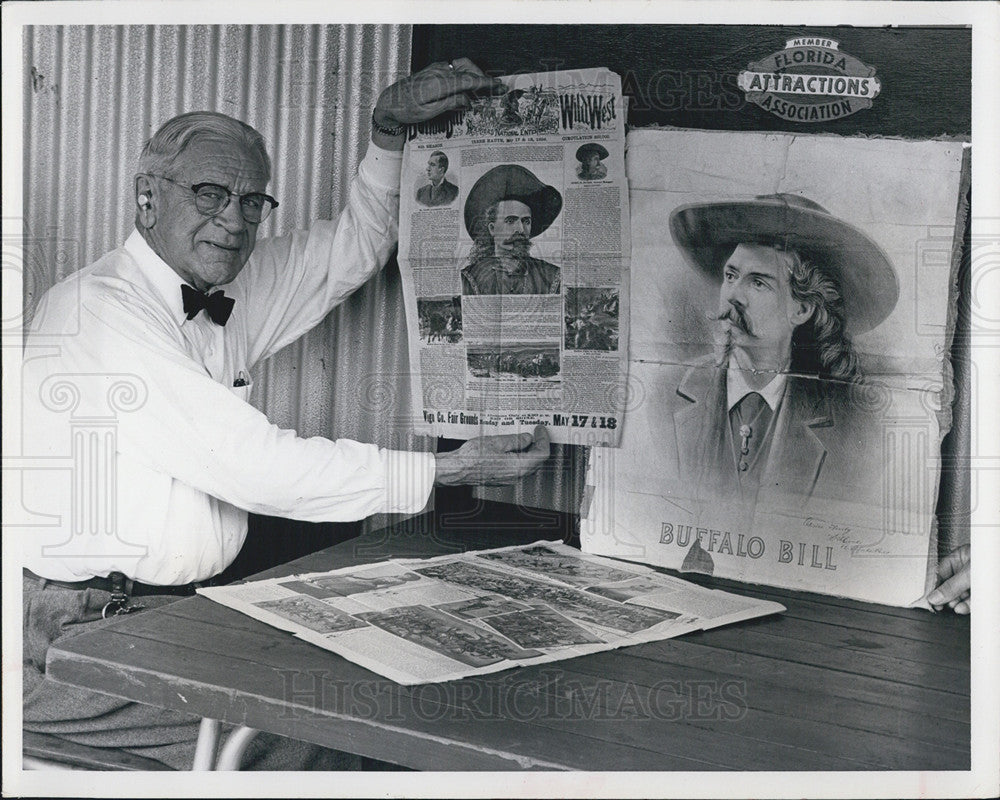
[21,59,550,770]
[416,150,458,207]
[460,164,562,295]
[667,192,969,613]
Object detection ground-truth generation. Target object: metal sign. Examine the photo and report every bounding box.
[738,37,882,123]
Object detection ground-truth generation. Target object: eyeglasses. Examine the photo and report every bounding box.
[150,174,279,224]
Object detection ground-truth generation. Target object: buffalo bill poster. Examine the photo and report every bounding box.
[582,128,966,606]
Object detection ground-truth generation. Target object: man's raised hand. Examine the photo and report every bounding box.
[372,58,501,149]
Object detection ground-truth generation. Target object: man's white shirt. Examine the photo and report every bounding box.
[21,145,435,585]
[726,361,788,413]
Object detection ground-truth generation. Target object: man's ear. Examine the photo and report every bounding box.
[791,300,815,327]
[134,175,156,228]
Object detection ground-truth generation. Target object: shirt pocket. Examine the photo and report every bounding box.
[230,369,253,403]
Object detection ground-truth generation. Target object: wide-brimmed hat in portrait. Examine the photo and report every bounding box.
[669,193,899,333]
[576,143,609,163]
[464,164,563,239]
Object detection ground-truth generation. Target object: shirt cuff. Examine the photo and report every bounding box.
[359,143,403,193]
[382,449,436,514]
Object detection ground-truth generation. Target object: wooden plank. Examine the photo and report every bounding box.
[545,660,969,769]
[157,590,970,729]
[685,571,968,626]
[513,681,967,770]
[728,585,969,635]
[45,645,556,771]
[525,715,875,770]
[712,613,969,671]
[47,631,869,772]
[47,630,730,771]
[749,593,969,648]
[158,597,969,706]
[22,731,173,771]
[571,655,968,751]
[73,602,966,770]
[117,621,964,770]
[49,604,969,770]
[675,625,968,694]
[576,642,969,724]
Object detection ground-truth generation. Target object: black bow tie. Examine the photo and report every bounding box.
[181,284,235,326]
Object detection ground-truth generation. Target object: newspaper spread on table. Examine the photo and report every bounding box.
[198,541,784,685]
[397,68,630,446]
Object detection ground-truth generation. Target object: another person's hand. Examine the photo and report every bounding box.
[926,544,970,614]
[372,58,501,149]
[434,425,551,486]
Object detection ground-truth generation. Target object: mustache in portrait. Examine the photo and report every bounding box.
[503,234,532,257]
[713,303,755,338]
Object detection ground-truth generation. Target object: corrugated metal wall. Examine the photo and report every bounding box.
[23,25,431,530]
[24,24,581,529]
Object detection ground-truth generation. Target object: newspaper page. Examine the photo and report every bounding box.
[198,541,784,686]
[581,128,967,607]
[397,68,629,446]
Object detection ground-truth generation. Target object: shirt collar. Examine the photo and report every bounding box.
[123,229,191,327]
[727,360,788,413]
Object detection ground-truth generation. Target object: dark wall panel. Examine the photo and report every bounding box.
[414,25,970,137]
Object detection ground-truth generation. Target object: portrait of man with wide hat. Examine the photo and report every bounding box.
[576,142,609,181]
[664,192,900,505]
[461,164,563,296]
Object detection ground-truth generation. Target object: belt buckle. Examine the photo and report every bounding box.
[101,572,146,618]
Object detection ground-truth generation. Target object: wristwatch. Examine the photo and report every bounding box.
[371,112,406,137]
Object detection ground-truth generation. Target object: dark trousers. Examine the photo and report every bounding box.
[23,575,362,770]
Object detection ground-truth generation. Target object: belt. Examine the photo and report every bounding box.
[23,568,209,597]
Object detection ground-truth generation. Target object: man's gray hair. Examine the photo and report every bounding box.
[137,111,272,182]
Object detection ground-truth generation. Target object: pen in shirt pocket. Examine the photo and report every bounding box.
[233,370,249,388]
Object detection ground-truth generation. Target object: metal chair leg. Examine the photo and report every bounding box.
[191,718,220,770]
[214,725,259,770]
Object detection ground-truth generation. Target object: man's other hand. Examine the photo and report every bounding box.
[372,58,502,150]
[434,425,551,487]
[926,544,971,614]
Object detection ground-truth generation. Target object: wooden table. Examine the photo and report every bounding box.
[45,507,970,771]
